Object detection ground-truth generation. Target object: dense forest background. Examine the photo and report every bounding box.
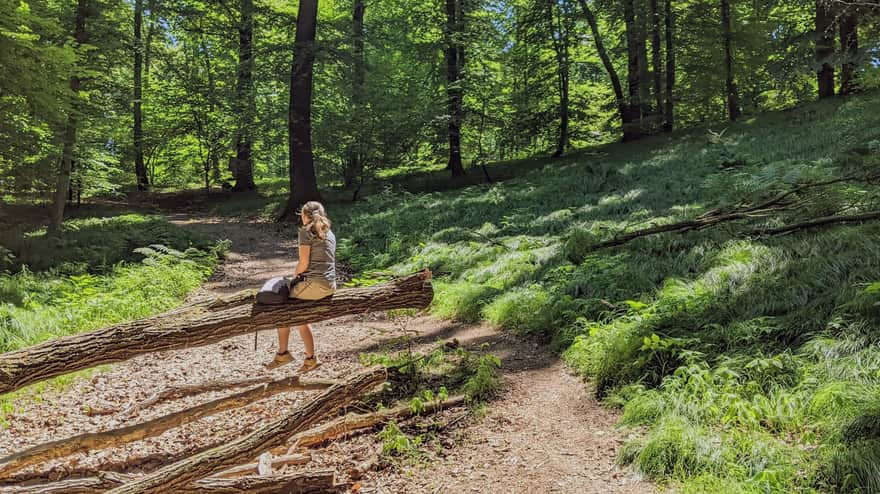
[1,0,878,227]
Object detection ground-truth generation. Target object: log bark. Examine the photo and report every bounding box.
[290,395,466,448]
[0,271,432,395]
[215,453,310,478]
[0,470,338,494]
[0,378,337,477]
[104,367,386,494]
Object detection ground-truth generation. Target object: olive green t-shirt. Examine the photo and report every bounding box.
[298,226,336,287]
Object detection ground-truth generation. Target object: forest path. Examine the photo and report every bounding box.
[168,213,654,493]
[0,212,652,493]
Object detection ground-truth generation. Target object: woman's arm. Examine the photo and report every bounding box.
[294,245,310,277]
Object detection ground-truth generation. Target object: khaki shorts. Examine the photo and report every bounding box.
[290,279,336,300]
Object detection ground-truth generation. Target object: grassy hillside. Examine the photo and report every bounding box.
[335,92,880,492]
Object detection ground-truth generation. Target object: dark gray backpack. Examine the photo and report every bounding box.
[255,276,291,305]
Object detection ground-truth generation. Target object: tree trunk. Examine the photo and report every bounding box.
[0,470,338,494]
[663,0,674,132]
[650,0,664,122]
[0,378,337,477]
[134,0,148,191]
[622,0,643,141]
[285,0,321,216]
[0,271,432,395]
[233,0,257,192]
[549,0,569,158]
[577,0,628,138]
[48,0,88,235]
[343,0,366,188]
[815,0,835,99]
[445,0,465,177]
[838,10,858,95]
[721,0,740,120]
[636,6,652,126]
[103,368,385,494]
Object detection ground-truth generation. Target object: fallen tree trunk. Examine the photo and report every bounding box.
[290,394,466,449]
[0,271,431,395]
[0,377,337,477]
[0,469,338,494]
[105,367,386,494]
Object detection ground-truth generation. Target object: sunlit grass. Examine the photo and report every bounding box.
[329,91,880,492]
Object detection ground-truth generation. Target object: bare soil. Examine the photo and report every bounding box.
[0,214,653,493]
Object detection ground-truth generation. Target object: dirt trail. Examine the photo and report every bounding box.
[0,214,652,493]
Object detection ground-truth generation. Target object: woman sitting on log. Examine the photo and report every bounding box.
[266,201,337,372]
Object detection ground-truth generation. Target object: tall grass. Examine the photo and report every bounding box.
[330,92,880,492]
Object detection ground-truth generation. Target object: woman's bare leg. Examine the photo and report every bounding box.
[276,327,291,354]
[297,324,315,357]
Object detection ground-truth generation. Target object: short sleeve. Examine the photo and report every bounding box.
[297,227,310,246]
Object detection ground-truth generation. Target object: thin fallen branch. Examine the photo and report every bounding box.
[115,376,275,418]
[586,176,880,252]
[752,210,880,236]
[0,271,432,395]
[0,377,337,478]
[289,394,467,449]
[104,367,386,494]
[0,469,338,494]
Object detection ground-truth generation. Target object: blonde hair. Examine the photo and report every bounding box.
[301,201,332,240]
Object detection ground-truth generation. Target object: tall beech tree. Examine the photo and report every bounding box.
[232,0,256,192]
[578,0,627,138]
[49,0,89,235]
[664,0,674,132]
[815,0,835,99]
[622,0,643,141]
[839,8,858,95]
[133,0,148,191]
[286,0,321,213]
[721,0,741,120]
[650,0,664,125]
[548,0,570,158]
[445,0,466,177]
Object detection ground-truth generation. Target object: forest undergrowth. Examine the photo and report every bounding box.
[0,214,224,422]
[332,92,880,493]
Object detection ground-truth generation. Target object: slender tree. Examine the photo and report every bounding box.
[548,0,570,158]
[650,0,664,124]
[445,0,466,176]
[578,0,628,138]
[286,0,321,213]
[232,0,257,191]
[343,0,366,188]
[622,0,643,140]
[839,9,858,95]
[721,0,741,120]
[49,0,89,235]
[134,0,148,191]
[815,0,835,98]
[663,0,674,132]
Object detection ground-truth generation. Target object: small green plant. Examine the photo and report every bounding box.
[379,421,423,458]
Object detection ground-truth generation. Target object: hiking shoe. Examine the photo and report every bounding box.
[298,355,320,373]
[265,351,294,370]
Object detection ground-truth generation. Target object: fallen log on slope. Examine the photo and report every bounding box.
[105,367,386,494]
[0,271,432,395]
[0,470,338,494]
[0,377,337,477]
